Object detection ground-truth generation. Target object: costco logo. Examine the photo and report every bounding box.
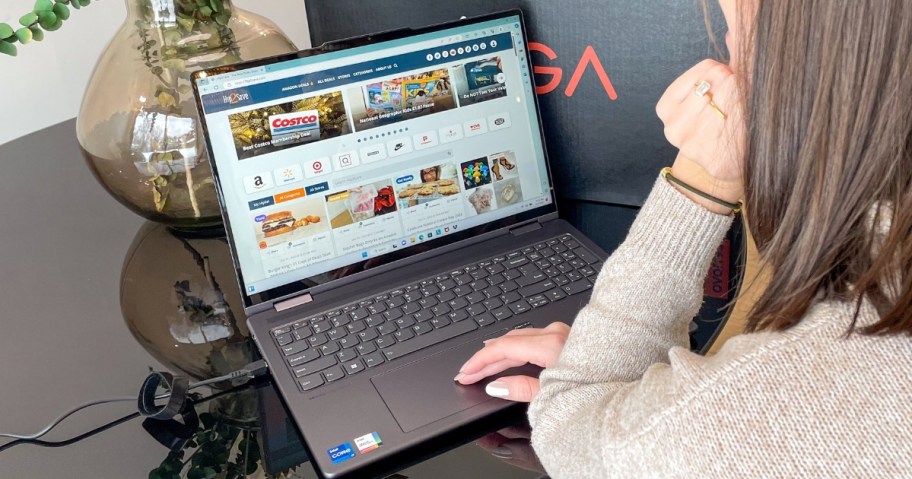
[269,110,320,136]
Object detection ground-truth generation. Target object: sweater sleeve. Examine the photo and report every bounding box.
[527,175,734,477]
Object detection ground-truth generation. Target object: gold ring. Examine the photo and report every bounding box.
[694,80,727,119]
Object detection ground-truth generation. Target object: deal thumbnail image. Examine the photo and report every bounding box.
[488,151,518,182]
[493,177,523,206]
[229,91,350,160]
[325,180,397,229]
[395,163,461,209]
[465,186,498,216]
[347,68,457,132]
[460,157,493,190]
[252,196,330,248]
[453,57,508,107]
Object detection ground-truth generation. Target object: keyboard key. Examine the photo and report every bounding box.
[518,264,540,276]
[576,247,599,264]
[487,274,505,286]
[293,328,312,341]
[421,284,441,296]
[394,315,416,329]
[393,328,415,342]
[343,359,365,375]
[330,315,351,328]
[545,289,568,302]
[453,285,473,296]
[469,280,489,292]
[365,316,385,328]
[580,265,597,277]
[528,295,550,308]
[386,296,406,309]
[367,302,387,315]
[413,322,434,336]
[470,269,489,281]
[519,280,558,298]
[359,299,374,307]
[403,291,423,303]
[492,307,513,321]
[293,356,338,377]
[356,342,377,355]
[466,303,487,316]
[337,349,358,362]
[343,304,359,313]
[350,308,370,321]
[320,341,341,355]
[377,323,397,336]
[337,336,359,349]
[437,290,457,303]
[414,310,434,323]
[506,251,522,259]
[298,374,324,391]
[288,349,320,367]
[557,263,573,273]
[567,271,584,282]
[312,321,332,334]
[552,244,568,254]
[502,291,522,304]
[453,273,472,285]
[466,292,485,304]
[327,327,347,341]
[569,259,587,269]
[376,334,397,349]
[282,341,309,356]
[509,300,532,315]
[326,310,342,318]
[474,313,496,327]
[323,366,346,382]
[500,280,519,293]
[516,271,547,287]
[483,286,503,299]
[273,326,292,337]
[363,352,385,368]
[402,302,421,315]
[418,296,438,309]
[437,279,457,291]
[449,310,469,323]
[563,279,593,295]
[431,303,452,316]
[347,320,367,334]
[276,333,293,346]
[522,246,535,254]
[483,297,504,310]
[383,309,403,321]
[449,297,469,310]
[358,329,379,342]
[506,257,529,268]
[292,319,310,330]
[553,275,570,286]
[565,239,581,249]
[383,320,478,361]
[430,316,451,329]
[308,333,328,347]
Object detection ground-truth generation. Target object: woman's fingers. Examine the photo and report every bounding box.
[484,375,541,402]
[458,332,565,375]
[455,357,526,385]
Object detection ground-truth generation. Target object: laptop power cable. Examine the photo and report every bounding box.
[0,359,269,442]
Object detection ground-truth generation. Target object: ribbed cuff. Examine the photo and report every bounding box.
[625,175,735,279]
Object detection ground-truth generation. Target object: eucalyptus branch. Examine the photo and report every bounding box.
[0,0,97,56]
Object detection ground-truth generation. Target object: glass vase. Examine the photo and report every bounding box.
[77,0,296,229]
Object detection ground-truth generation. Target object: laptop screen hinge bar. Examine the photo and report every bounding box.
[274,293,313,312]
[509,221,543,237]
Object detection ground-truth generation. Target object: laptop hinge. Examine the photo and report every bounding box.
[509,221,543,237]
[274,293,313,312]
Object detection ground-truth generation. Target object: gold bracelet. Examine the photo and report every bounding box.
[661,167,742,214]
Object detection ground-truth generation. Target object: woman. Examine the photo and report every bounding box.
[456,0,912,476]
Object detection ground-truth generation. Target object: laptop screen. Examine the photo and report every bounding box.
[194,12,554,307]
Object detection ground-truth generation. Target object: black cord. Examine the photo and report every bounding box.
[0,360,268,445]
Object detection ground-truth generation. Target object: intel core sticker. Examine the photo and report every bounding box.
[327,442,356,464]
[354,432,383,454]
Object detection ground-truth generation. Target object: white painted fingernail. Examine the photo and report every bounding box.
[485,380,509,398]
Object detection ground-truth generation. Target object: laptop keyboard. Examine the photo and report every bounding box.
[270,234,602,392]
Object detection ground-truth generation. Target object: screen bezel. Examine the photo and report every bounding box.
[192,9,558,310]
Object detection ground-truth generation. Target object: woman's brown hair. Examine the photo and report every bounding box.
[735,1,912,334]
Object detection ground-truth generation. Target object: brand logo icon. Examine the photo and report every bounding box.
[223,92,250,104]
[394,142,404,151]
[243,173,274,194]
[313,161,323,173]
[530,42,618,99]
[494,118,505,126]
[470,123,481,131]
[269,110,321,136]
[327,443,356,464]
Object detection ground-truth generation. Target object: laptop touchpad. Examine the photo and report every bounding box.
[371,330,529,433]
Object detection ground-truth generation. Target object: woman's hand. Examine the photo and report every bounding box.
[454,322,570,402]
[656,59,746,213]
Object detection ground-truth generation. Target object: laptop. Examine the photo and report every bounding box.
[192,10,607,478]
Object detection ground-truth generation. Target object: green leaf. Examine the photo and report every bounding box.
[19,13,39,26]
[78,0,90,6]
[0,23,14,39]
[70,0,80,9]
[202,467,217,479]
[37,11,57,29]
[0,40,17,56]
[215,12,229,26]
[15,27,33,43]
[34,0,54,11]
[44,18,63,32]
[209,0,220,13]
[52,3,70,20]
[29,26,43,41]
[176,16,195,31]
[198,6,212,17]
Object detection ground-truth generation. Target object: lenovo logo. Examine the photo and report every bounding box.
[529,42,618,100]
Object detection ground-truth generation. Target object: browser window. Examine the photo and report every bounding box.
[197,16,552,297]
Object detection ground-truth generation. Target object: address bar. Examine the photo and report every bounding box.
[224,75,268,89]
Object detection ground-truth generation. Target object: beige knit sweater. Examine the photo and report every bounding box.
[528,177,912,478]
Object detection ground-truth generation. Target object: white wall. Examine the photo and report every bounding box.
[0,0,311,146]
